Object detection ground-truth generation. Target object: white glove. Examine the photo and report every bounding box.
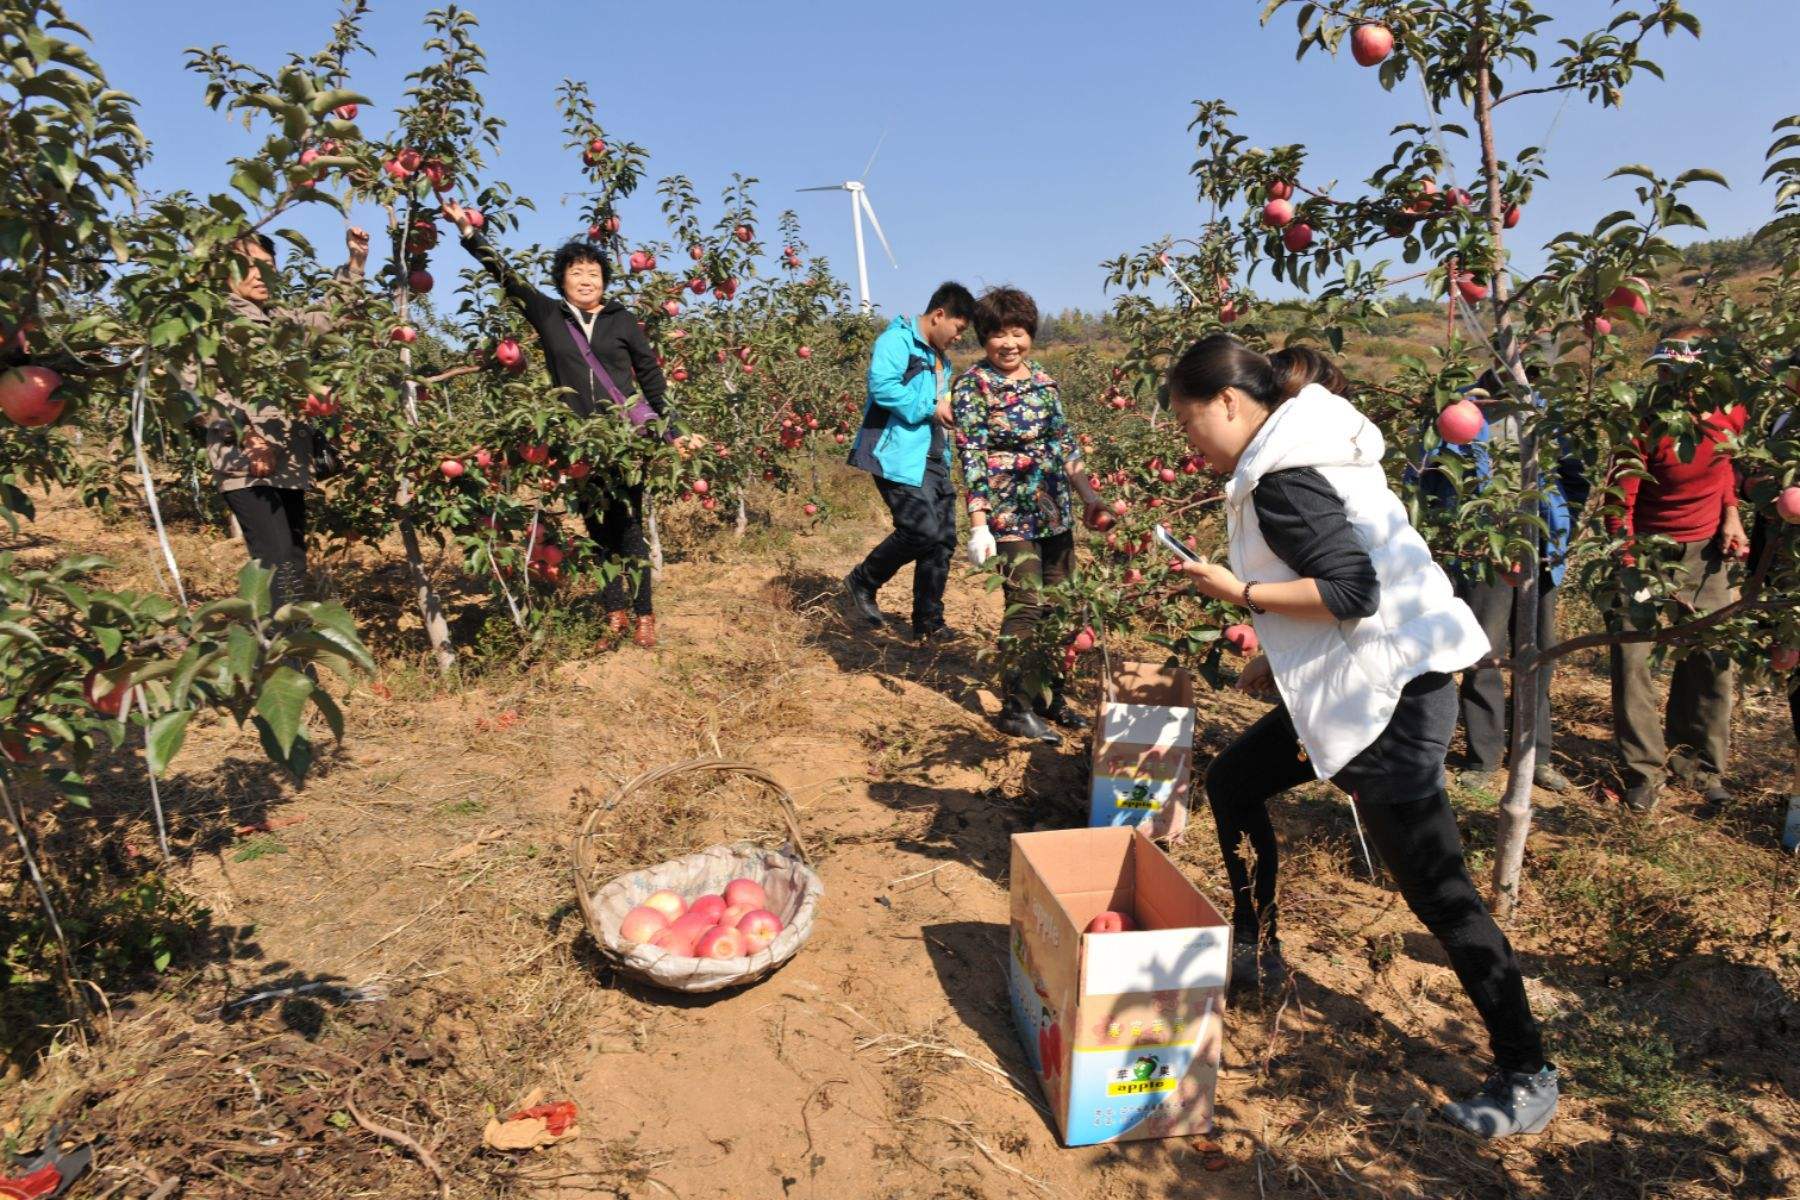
[966,524,996,568]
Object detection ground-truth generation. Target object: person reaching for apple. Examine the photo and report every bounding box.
[444,198,702,650]
[949,286,1103,744]
[187,226,367,609]
[1165,334,1556,1141]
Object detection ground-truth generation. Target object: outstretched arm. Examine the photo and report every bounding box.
[444,200,551,316]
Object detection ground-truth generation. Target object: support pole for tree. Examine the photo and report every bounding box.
[1470,7,1543,923]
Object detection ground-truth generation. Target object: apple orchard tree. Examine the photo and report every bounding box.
[1091,0,1797,917]
[1,0,377,1008]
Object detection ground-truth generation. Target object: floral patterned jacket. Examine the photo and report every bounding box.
[951,360,1082,541]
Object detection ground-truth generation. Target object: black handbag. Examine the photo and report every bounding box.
[310,427,345,480]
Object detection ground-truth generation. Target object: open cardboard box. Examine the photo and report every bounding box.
[1007,827,1229,1146]
[1089,660,1195,840]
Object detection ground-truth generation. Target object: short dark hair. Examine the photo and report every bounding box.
[1167,334,1284,409]
[234,232,276,257]
[552,241,612,291]
[973,286,1038,342]
[925,281,976,323]
[1269,344,1348,399]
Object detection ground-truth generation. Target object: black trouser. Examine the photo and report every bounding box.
[852,462,957,631]
[1455,577,1557,772]
[1204,673,1546,1073]
[582,485,651,616]
[225,485,307,610]
[997,532,1075,705]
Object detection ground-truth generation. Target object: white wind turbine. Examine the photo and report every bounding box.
[797,132,898,313]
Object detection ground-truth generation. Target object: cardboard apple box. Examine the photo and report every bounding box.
[1089,660,1195,840]
[1008,827,1230,1147]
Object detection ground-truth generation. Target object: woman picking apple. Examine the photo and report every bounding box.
[442,200,703,649]
[951,287,1104,744]
[1164,334,1556,1140]
[191,227,367,609]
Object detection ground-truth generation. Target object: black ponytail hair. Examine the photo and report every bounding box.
[1165,333,1284,409]
[1269,344,1349,399]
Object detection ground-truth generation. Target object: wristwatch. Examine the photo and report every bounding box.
[1242,581,1266,615]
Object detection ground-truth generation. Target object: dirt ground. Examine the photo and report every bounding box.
[3,475,1797,1200]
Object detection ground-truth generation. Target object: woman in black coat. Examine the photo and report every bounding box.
[443,200,701,648]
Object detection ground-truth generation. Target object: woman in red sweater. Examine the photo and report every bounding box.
[1606,329,1750,813]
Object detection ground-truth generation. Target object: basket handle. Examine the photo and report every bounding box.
[579,756,812,867]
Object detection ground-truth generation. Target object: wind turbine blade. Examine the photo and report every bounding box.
[796,183,849,193]
[859,190,898,268]
[859,126,890,182]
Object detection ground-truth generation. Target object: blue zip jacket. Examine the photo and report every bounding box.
[847,315,951,486]
[1409,401,1590,586]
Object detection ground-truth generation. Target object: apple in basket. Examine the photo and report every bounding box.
[737,909,784,952]
[688,894,727,924]
[619,906,670,943]
[720,903,753,927]
[694,925,747,959]
[724,877,767,909]
[642,889,687,922]
[652,912,713,956]
[1085,911,1138,934]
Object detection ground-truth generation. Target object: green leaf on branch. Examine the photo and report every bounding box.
[254,665,313,757]
[145,710,192,776]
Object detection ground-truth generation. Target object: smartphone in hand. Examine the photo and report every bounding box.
[1153,523,1202,564]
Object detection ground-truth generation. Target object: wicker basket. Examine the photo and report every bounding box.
[572,758,823,993]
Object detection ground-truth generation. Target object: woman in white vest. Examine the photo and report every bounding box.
[1165,335,1556,1140]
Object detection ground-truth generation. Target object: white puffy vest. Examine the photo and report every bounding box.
[1225,384,1489,779]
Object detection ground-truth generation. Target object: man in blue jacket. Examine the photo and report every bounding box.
[1417,376,1589,793]
[842,283,977,641]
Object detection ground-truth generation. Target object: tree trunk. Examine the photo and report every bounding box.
[399,518,456,673]
[735,492,748,538]
[1471,11,1542,923]
[389,197,455,671]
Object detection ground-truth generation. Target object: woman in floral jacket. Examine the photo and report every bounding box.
[953,286,1104,744]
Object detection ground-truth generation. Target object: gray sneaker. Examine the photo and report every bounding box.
[1533,763,1573,793]
[1442,1065,1559,1138]
[1456,768,1500,792]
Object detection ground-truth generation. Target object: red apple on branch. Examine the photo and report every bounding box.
[0,366,65,426]
[407,268,433,294]
[1436,398,1485,445]
[1223,623,1259,656]
[1282,223,1314,253]
[440,459,465,479]
[390,325,417,344]
[333,102,358,120]
[1776,486,1800,524]
[1351,23,1395,66]
[1267,179,1293,201]
[1261,198,1295,228]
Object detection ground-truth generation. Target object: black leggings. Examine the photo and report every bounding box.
[224,485,307,610]
[583,486,652,616]
[1205,674,1546,1073]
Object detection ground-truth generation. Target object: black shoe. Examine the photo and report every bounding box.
[913,622,959,644]
[1698,782,1731,815]
[1229,935,1287,995]
[1623,783,1660,814]
[994,703,1061,745]
[1034,694,1089,731]
[841,571,885,627]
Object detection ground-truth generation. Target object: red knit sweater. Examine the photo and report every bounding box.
[1607,405,1745,542]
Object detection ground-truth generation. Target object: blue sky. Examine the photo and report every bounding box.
[85,0,1799,316]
